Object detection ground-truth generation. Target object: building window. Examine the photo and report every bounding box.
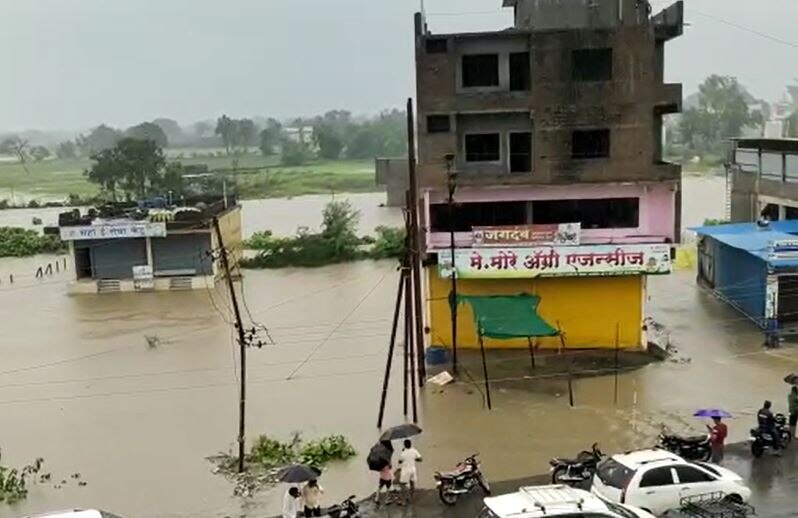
[425,38,448,54]
[465,133,501,162]
[532,198,639,229]
[462,54,499,88]
[427,115,451,134]
[430,201,528,232]
[509,132,532,173]
[572,129,610,159]
[509,52,531,91]
[572,48,613,81]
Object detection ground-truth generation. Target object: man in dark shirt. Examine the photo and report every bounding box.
[757,400,781,451]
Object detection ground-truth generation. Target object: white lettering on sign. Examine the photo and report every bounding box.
[60,222,167,241]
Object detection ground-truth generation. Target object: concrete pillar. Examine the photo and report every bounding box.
[145,237,154,268]
[779,205,787,221]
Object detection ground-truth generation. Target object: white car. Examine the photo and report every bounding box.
[23,510,122,518]
[591,449,751,516]
[479,484,656,518]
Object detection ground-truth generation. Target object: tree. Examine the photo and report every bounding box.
[126,122,169,148]
[83,124,122,154]
[237,118,257,149]
[787,111,798,138]
[0,136,30,171]
[216,115,236,154]
[56,140,77,159]
[280,138,313,166]
[259,118,282,156]
[152,118,184,145]
[193,120,213,138]
[157,162,187,197]
[85,137,166,200]
[29,146,50,162]
[314,124,344,160]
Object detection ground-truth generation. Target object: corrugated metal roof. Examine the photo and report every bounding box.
[691,221,798,268]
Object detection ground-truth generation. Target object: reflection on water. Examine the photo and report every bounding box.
[3,177,788,518]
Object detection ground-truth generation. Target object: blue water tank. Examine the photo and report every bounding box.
[425,347,449,366]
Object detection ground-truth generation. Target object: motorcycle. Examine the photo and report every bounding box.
[657,426,712,461]
[750,413,792,458]
[549,442,604,487]
[327,495,360,518]
[434,453,491,506]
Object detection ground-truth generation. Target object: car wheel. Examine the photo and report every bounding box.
[723,493,743,504]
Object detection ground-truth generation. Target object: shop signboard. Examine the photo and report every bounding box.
[438,243,672,279]
[472,223,580,247]
[60,222,167,241]
[133,265,154,290]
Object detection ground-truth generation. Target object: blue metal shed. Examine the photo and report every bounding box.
[692,221,798,336]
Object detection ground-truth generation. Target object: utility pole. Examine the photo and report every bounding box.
[212,217,248,473]
[406,98,426,386]
[445,154,459,375]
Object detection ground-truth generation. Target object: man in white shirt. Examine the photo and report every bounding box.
[398,439,422,501]
[282,486,301,518]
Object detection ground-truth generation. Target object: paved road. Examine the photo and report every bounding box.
[354,442,798,517]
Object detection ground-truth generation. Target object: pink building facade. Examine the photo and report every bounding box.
[424,181,678,251]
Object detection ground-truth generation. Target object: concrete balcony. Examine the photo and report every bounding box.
[655,83,682,114]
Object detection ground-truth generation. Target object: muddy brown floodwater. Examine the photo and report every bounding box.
[5,178,793,518]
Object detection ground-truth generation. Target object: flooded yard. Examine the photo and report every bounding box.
[3,175,789,518]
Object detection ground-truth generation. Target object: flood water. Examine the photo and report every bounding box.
[4,176,789,518]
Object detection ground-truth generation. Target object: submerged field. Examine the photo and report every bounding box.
[0,154,377,202]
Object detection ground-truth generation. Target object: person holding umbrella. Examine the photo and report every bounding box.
[282,486,301,518]
[276,465,321,518]
[693,409,730,463]
[789,386,798,439]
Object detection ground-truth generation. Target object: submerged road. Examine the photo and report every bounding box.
[354,442,798,517]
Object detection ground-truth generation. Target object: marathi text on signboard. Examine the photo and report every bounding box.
[438,243,672,279]
[60,222,167,241]
[472,223,580,247]
[133,265,154,291]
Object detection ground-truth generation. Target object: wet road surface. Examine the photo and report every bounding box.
[354,442,798,517]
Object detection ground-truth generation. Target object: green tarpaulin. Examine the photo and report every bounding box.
[457,294,559,340]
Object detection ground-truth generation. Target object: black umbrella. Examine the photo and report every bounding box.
[379,423,422,442]
[276,464,321,483]
[784,373,798,385]
[367,443,392,472]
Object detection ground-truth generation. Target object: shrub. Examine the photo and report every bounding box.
[369,226,405,259]
[0,227,66,257]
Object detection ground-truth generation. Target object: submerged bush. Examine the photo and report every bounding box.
[242,201,405,268]
[0,227,65,257]
[243,433,355,469]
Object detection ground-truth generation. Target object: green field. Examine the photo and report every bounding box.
[0,154,377,202]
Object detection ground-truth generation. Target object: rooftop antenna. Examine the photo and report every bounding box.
[420,0,428,34]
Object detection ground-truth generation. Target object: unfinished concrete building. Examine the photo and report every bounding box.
[415,0,684,350]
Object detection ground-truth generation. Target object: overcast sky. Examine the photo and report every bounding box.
[2,0,797,132]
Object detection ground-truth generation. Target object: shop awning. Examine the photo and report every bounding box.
[457,294,559,339]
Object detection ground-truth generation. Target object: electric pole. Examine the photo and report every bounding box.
[212,217,248,473]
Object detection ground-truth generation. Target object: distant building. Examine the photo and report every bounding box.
[283,126,315,147]
[375,158,409,207]
[415,0,684,350]
[727,138,798,223]
[59,198,242,294]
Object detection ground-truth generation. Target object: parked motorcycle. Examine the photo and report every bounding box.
[549,442,604,487]
[327,495,360,518]
[434,453,491,506]
[657,427,712,461]
[750,413,792,458]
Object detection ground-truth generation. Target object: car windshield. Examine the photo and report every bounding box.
[691,461,721,477]
[597,458,634,489]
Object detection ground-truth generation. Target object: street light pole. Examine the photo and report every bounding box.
[445,154,458,375]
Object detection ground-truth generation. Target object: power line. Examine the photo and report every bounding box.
[285,271,389,379]
[690,8,798,50]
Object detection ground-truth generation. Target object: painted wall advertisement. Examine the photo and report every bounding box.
[438,243,672,279]
[472,223,581,247]
[60,222,167,241]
